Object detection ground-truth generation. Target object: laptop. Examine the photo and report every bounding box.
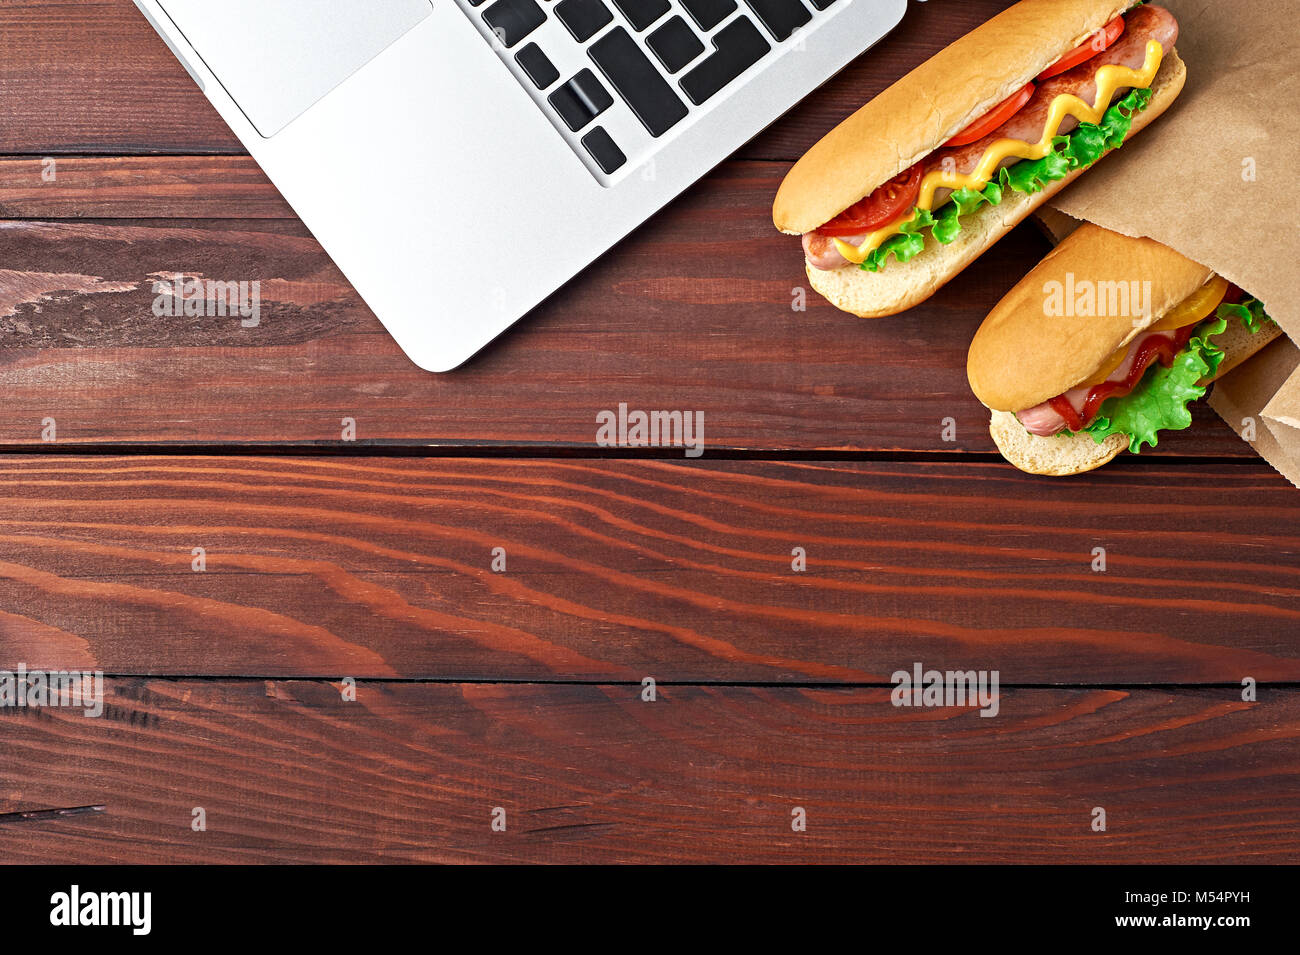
[133,0,906,371]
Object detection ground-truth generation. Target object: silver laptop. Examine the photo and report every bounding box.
[134,0,905,371]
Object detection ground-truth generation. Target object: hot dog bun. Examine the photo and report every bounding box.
[988,410,1129,476]
[989,310,1284,477]
[774,0,1135,235]
[803,48,1185,319]
[968,220,1210,413]
[974,225,1284,476]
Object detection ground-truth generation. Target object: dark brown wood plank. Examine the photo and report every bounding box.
[0,157,291,219]
[1,679,1295,863]
[1,455,1297,683]
[0,1,239,155]
[0,1,1021,161]
[0,194,1254,454]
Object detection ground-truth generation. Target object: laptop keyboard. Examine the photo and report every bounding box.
[457,0,839,181]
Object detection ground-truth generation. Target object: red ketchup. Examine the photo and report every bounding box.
[1047,323,1200,432]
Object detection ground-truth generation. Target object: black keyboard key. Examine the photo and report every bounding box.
[743,0,809,41]
[581,126,627,173]
[611,0,671,31]
[547,69,614,131]
[589,27,688,137]
[679,16,769,104]
[647,17,705,74]
[680,0,735,30]
[482,0,546,47]
[808,0,837,8]
[556,0,613,41]
[516,43,559,89]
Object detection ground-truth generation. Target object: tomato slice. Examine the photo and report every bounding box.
[944,82,1036,148]
[1037,15,1125,80]
[814,164,924,237]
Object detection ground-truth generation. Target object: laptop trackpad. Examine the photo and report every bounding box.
[158,0,433,138]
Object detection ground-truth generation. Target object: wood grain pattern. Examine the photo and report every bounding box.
[1,679,1295,864]
[0,197,1251,454]
[0,455,1296,683]
[0,157,292,219]
[1,0,1295,866]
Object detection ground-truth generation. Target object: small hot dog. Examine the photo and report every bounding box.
[967,225,1282,476]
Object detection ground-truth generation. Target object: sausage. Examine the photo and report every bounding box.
[1036,3,1179,126]
[805,5,1179,271]
[1015,328,1177,436]
[928,4,1179,201]
[1014,401,1071,437]
[803,230,864,270]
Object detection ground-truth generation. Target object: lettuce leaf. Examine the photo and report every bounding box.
[858,206,933,269]
[861,86,1154,273]
[1080,317,1227,454]
[1047,298,1272,455]
[1214,296,1273,334]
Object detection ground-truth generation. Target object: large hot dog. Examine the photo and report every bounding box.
[774,0,1187,317]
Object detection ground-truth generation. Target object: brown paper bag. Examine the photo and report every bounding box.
[1211,339,1300,489]
[1039,0,1300,486]
[1049,0,1300,339]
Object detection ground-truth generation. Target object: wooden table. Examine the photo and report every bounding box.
[0,0,1296,864]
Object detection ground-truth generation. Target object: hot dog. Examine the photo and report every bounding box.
[774,1,1187,317]
[967,225,1283,476]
